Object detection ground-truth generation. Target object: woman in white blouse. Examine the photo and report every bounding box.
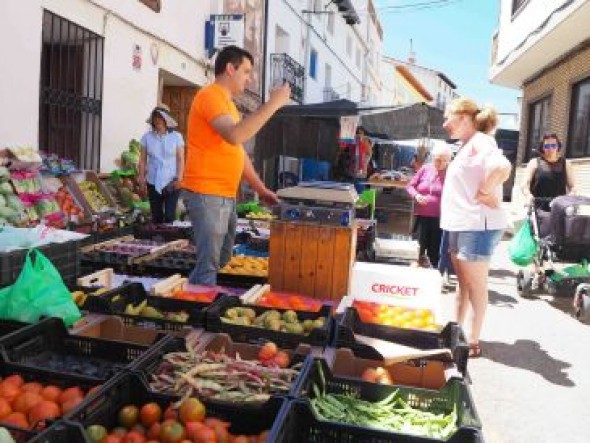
[138,105,185,223]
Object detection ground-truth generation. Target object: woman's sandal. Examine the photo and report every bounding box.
[469,343,482,358]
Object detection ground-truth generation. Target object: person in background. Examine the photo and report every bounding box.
[137,105,184,224]
[441,98,511,358]
[406,144,452,268]
[521,133,577,211]
[181,45,290,286]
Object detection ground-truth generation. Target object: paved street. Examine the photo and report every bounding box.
[462,240,590,443]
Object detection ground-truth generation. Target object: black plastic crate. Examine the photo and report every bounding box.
[0,362,100,442]
[0,317,152,382]
[273,400,483,443]
[134,222,193,243]
[0,319,28,338]
[281,359,482,443]
[133,333,313,402]
[0,240,80,288]
[334,307,469,375]
[68,372,288,442]
[81,282,216,331]
[206,295,332,349]
[28,421,87,443]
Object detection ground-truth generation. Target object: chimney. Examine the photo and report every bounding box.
[408,38,416,64]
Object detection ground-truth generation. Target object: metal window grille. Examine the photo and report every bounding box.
[39,10,104,170]
[270,53,305,104]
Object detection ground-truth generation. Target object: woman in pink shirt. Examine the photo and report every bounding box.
[441,98,511,358]
[407,144,452,267]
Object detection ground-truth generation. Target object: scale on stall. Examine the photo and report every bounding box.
[276,181,358,227]
[374,233,420,263]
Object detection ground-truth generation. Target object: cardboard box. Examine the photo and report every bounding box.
[324,347,461,390]
[71,314,194,345]
[348,262,442,320]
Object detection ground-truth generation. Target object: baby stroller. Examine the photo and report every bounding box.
[516,195,590,300]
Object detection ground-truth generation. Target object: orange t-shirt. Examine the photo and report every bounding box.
[181,83,245,198]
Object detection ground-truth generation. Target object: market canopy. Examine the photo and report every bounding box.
[256,101,449,166]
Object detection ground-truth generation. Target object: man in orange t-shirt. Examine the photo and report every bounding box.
[181,45,290,285]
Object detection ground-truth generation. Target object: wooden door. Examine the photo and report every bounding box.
[162,86,199,141]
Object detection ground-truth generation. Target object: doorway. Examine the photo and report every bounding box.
[159,70,199,141]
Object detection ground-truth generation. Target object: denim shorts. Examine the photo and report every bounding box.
[448,230,503,262]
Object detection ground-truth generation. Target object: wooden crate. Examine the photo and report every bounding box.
[269,221,357,301]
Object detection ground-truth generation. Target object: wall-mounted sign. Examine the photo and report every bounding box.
[205,14,245,57]
[132,44,142,71]
[339,116,360,143]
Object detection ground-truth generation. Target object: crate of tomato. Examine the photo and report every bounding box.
[0,362,100,443]
[63,371,288,443]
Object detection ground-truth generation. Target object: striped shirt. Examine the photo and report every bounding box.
[140,130,184,193]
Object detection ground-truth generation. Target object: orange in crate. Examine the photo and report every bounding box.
[352,300,438,331]
[255,292,323,312]
[171,289,218,303]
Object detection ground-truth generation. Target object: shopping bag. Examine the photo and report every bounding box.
[0,248,81,326]
[508,220,537,266]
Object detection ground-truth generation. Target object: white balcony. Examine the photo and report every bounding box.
[490,0,590,88]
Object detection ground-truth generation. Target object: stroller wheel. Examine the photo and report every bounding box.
[517,269,533,297]
[574,284,590,323]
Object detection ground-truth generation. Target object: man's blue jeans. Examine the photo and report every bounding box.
[182,191,236,285]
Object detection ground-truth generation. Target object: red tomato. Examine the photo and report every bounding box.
[140,402,162,427]
[160,419,186,443]
[122,431,146,443]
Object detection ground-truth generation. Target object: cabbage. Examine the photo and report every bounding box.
[0,195,5,207]
[0,182,12,195]
[0,207,16,219]
[0,166,9,180]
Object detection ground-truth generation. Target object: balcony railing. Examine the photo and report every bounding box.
[270,53,305,104]
[323,87,340,102]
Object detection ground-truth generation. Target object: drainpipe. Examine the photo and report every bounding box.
[261,0,269,102]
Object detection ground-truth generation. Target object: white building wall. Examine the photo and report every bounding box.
[495,0,586,66]
[0,0,210,171]
[265,0,368,104]
[0,0,44,148]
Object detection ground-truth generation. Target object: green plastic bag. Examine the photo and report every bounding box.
[0,249,81,326]
[509,220,538,266]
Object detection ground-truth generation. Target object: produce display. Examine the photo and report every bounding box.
[352,300,439,331]
[311,387,457,439]
[54,185,85,222]
[0,168,26,227]
[0,374,95,431]
[253,292,323,312]
[79,180,111,213]
[245,209,276,221]
[219,256,268,277]
[83,397,270,443]
[70,288,109,308]
[360,366,394,385]
[149,339,302,404]
[310,363,458,440]
[123,300,189,323]
[170,289,218,303]
[97,239,162,257]
[221,307,326,335]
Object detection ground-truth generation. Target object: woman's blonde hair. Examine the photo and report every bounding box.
[447,97,498,135]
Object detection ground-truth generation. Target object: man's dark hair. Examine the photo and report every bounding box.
[214,46,254,76]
